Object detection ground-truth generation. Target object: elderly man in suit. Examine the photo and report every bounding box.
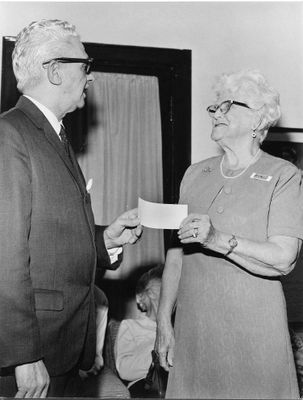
[0,19,142,397]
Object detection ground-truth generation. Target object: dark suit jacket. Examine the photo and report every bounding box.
[0,96,117,376]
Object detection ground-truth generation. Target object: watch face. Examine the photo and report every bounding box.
[229,237,238,247]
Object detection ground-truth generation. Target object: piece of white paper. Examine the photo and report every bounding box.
[138,197,188,229]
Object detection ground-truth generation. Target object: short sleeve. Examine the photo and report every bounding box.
[179,164,195,204]
[268,165,303,239]
[168,164,196,250]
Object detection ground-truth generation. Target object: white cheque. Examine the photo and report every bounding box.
[138,197,188,229]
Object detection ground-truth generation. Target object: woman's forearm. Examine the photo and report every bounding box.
[156,247,181,371]
[209,231,301,277]
[157,247,182,321]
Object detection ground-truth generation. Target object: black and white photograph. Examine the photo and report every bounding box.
[0,1,302,398]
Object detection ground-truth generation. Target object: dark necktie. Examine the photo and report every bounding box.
[59,125,71,160]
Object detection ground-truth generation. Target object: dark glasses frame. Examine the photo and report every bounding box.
[42,57,94,75]
[206,100,253,117]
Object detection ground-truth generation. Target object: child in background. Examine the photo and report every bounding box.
[115,265,163,396]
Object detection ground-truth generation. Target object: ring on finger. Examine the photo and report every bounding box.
[192,227,199,238]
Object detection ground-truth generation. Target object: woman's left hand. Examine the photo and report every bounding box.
[178,213,217,247]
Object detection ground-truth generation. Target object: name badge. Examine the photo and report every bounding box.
[250,172,272,182]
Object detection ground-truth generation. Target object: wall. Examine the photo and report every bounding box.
[0,1,302,163]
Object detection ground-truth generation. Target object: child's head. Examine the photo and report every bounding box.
[135,265,163,319]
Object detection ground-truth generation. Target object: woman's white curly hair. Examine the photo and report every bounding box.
[212,69,281,136]
[12,19,79,92]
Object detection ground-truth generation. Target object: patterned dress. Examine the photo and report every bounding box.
[166,151,303,399]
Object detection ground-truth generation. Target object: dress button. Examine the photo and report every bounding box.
[224,186,232,194]
[217,206,224,214]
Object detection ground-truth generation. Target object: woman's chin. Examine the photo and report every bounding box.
[211,131,222,142]
[211,125,227,141]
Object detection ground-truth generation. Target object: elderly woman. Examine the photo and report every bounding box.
[156,69,303,399]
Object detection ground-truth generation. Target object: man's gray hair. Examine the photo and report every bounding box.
[12,19,79,92]
[212,69,281,139]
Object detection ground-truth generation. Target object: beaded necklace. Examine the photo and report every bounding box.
[220,149,261,179]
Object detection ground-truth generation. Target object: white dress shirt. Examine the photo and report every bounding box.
[115,315,156,386]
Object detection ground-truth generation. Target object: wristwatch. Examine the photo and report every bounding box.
[225,234,238,257]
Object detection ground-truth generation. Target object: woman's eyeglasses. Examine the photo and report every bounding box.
[42,57,94,75]
[206,100,253,118]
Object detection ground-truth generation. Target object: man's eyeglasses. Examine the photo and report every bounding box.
[42,57,94,75]
[206,100,253,118]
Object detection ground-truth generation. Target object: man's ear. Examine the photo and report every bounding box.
[136,293,147,311]
[47,61,62,86]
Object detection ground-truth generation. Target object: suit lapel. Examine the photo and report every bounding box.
[43,121,86,194]
[16,96,87,195]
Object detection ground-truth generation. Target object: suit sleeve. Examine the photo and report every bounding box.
[0,119,42,368]
[95,225,122,270]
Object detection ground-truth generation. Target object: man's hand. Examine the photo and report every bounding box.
[104,208,143,249]
[15,360,50,398]
[79,354,104,379]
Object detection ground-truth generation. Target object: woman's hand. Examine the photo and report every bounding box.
[155,317,175,372]
[178,213,217,247]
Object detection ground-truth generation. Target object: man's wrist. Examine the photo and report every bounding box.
[108,247,123,263]
[107,247,122,256]
[103,228,117,250]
